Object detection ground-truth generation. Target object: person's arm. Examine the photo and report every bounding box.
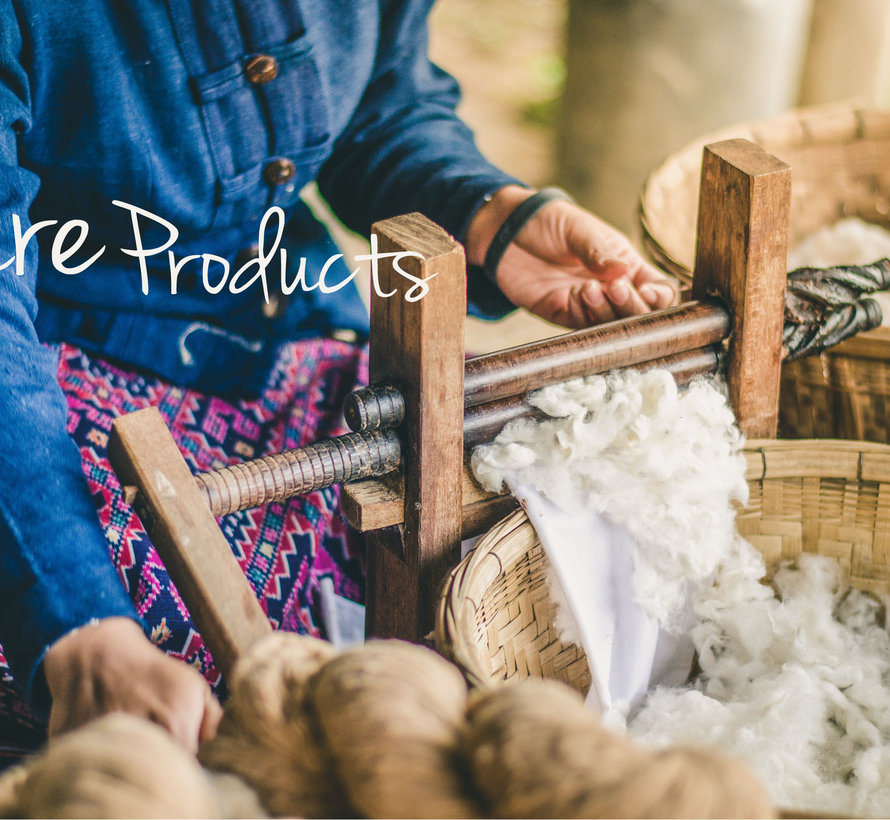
[316,0,522,319]
[317,1,678,326]
[463,185,679,328]
[0,2,219,750]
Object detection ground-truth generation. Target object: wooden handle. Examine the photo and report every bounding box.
[195,430,401,516]
[109,407,272,678]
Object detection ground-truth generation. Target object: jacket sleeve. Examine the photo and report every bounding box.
[0,1,138,710]
[316,0,520,318]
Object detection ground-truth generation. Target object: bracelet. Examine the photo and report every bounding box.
[483,187,575,283]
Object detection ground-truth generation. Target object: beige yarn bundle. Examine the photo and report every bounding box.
[200,633,481,819]
[463,681,775,819]
[0,712,263,819]
[0,634,777,819]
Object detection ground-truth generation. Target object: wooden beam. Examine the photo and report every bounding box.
[692,138,791,437]
[108,407,271,680]
[364,214,467,641]
[343,462,517,539]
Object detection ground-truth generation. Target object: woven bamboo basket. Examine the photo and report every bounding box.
[639,104,890,442]
[436,438,890,695]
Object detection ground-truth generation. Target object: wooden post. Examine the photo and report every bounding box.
[692,138,791,437]
[108,407,271,680]
[364,214,466,641]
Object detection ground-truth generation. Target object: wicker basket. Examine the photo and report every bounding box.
[639,104,890,442]
[436,438,890,695]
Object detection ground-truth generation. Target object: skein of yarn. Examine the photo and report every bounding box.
[461,679,777,819]
[308,640,480,818]
[1,635,777,818]
[1,713,221,819]
[198,632,346,818]
[202,634,776,819]
[200,633,483,819]
[0,760,29,819]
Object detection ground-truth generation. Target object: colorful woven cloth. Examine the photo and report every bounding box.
[0,338,368,762]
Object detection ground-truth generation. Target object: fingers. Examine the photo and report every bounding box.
[580,280,616,325]
[200,689,223,745]
[581,274,678,325]
[555,208,680,314]
[638,281,678,309]
[156,682,221,753]
[606,278,650,317]
[150,663,222,754]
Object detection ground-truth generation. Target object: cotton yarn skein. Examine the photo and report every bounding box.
[199,633,483,819]
[462,680,776,819]
[0,634,777,818]
[200,633,776,819]
[0,713,225,819]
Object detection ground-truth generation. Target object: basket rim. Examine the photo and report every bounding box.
[639,102,890,279]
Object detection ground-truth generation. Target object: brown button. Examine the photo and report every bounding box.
[244,54,279,85]
[263,158,296,186]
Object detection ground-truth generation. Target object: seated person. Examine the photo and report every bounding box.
[0,0,677,756]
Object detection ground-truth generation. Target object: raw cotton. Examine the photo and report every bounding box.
[787,216,890,324]
[472,369,748,630]
[473,364,890,816]
[627,551,890,818]
[788,216,890,270]
[623,212,890,814]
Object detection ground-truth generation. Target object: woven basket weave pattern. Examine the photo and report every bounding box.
[437,440,890,693]
[639,105,890,443]
[780,328,890,442]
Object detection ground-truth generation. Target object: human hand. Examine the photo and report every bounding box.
[465,185,680,328]
[43,617,222,753]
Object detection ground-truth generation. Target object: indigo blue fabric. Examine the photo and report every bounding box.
[0,0,520,705]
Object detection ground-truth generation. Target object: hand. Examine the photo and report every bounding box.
[465,185,679,328]
[43,617,222,753]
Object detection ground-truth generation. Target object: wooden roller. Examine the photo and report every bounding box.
[345,299,729,433]
[462,300,729,406]
[115,301,728,525]
[347,342,723,445]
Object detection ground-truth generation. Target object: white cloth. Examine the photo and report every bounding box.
[509,477,694,717]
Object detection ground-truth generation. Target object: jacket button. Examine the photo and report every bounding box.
[244,54,279,85]
[263,158,296,186]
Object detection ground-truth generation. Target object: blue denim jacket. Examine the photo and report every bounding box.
[0,0,519,703]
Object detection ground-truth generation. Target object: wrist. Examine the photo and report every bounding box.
[464,185,536,267]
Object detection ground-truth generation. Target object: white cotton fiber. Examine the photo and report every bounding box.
[472,369,748,629]
[788,216,890,269]
[472,360,890,816]
[628,552,890,817]
[788,216,890,326]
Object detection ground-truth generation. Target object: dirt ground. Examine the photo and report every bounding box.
[428,0,565,188]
